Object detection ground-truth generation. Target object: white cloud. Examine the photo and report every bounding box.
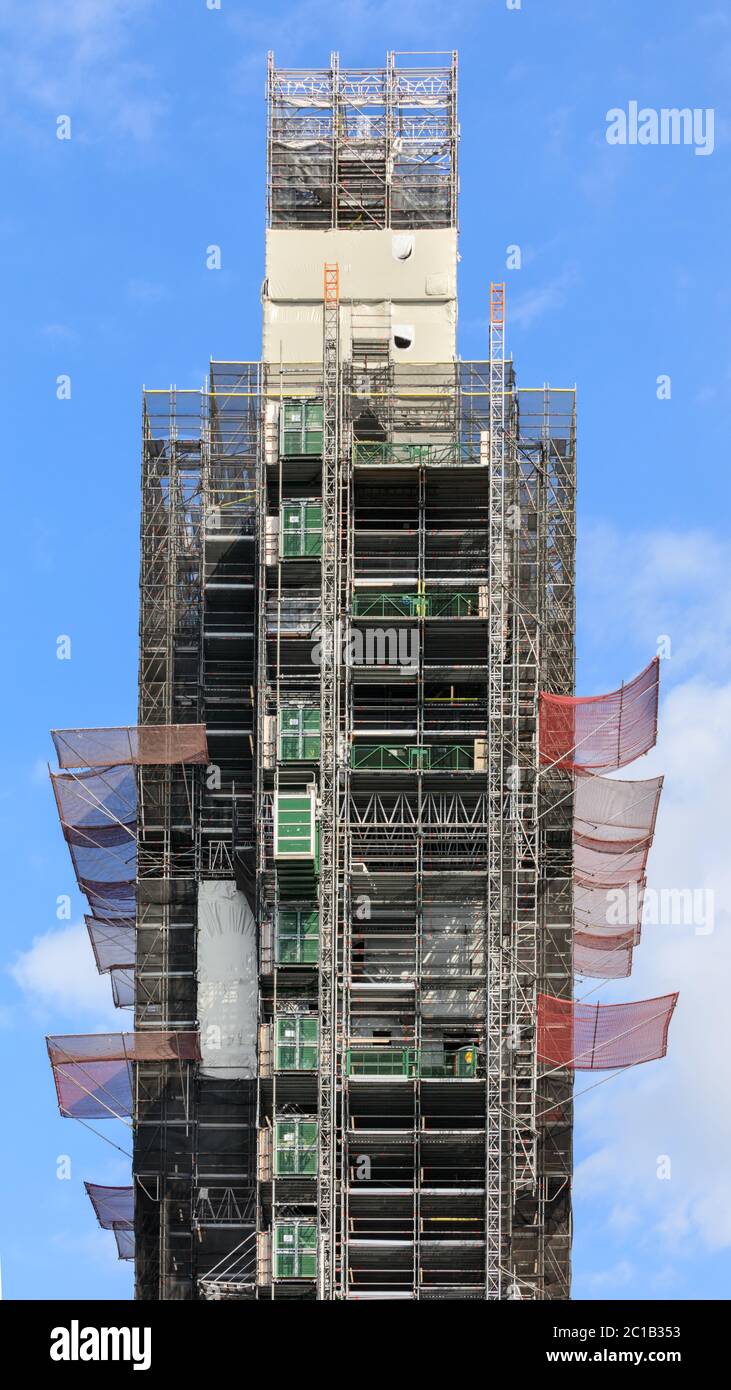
[10,921,117,1022]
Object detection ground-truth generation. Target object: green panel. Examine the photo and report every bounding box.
[276,908,319,964]
[274,1118,318,1176]
[409,746,431,770]
[280,401,324,458]
[352,441,461,467]
[351,743,475,771]
[273,1222,317,1279]
[279,711,319,767]
[280,500,322,557]
[275,1016,318,1070]
[275,794,315,857]
[279,708,321,762]
[352,592,416,619]
[347,1048,411,1076]
[428,590,480,617]
[351,590,480,619]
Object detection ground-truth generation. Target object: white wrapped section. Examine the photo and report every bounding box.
[197,881,257,1079]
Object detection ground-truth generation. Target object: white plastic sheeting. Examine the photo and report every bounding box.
[197,881,257,1079]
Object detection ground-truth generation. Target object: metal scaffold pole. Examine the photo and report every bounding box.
[318,261,341,1299]
[486,282,507,1298]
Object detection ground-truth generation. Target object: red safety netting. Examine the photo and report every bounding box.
[539,659,659,772]
[52,725,208,769]
[85,916,135,972]
[537,992,678,1070]
[47,1033,200,1119]
[574,930,635,980]
[574,878,645,942]
[85,1183,134,1230]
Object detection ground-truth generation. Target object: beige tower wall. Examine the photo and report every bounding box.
[262,228,457,364]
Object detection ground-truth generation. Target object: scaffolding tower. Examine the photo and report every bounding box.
[129,52,576,1300]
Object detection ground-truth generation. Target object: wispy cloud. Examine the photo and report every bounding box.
[0,0,165,145]
[510,266,579,329]
[580,522,731,681]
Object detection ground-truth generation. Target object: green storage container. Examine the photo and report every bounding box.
[281,500,322,558]
[275,1016,319,1071]
[280,401,324,459]
[276,907,319,964]
[279,707,321,762]
[274,1118,318,1176]
[273,1222,317,1280]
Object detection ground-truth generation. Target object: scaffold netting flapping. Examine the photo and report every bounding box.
[574,773,663,842]
[539,658,659,772]
[85,1181,135,1260]
[85,1183,134,1230]
[52,764,137,829]
[47,1032,200,1118]
[573,930,635,979]
[574,878,645,941]
[52,724,208,768]
[85,916,135,972]
[51,766,137,920]
[537,992,678,1069]
[114,1229,135,1260]
[110,968,134,1008]
[574,834,651,886]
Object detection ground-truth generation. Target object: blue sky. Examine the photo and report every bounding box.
[1,0,729,1300]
